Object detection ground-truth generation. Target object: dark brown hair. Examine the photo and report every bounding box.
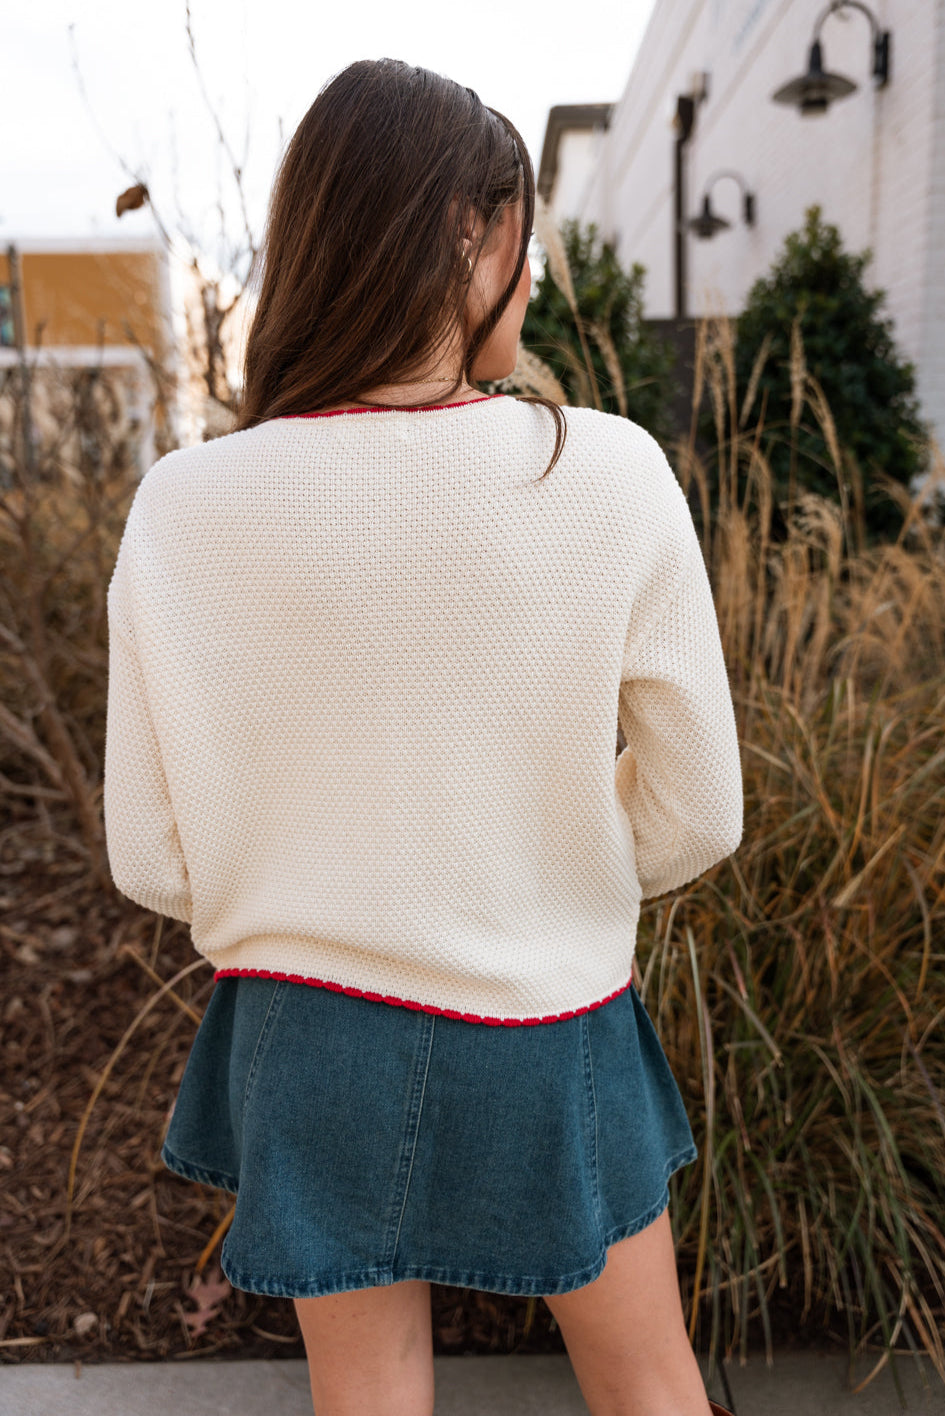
[235,58,566,478]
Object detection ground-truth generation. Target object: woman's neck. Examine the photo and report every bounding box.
[321,379,482,413]
[330,326,481,410]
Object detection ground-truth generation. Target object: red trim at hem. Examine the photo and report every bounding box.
[279,395,503,420]
[211,967,634,1026]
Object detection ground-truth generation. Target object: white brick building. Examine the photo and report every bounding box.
[539,0,945,457]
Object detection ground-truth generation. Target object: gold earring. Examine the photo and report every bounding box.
[464,253,473,280]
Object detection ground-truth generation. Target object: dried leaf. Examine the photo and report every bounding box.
[182,1266,231,1338]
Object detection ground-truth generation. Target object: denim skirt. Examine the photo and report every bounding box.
[160,975,698,1299]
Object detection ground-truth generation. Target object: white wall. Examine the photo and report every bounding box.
[565,0,945,457]
[550,130,606,225]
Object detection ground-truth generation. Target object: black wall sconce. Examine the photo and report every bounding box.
[772,0,891,115]
[686,171,756,240]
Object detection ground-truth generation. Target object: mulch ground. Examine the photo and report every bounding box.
[1,806,571,1365]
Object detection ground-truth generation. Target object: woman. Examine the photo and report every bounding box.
[104,58,742,1416]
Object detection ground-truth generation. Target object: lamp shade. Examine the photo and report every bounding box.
[687,194,731,239]
[771,39,857,114]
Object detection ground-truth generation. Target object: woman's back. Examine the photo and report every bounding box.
[104,394,741,1024]
[104,57,741,1415]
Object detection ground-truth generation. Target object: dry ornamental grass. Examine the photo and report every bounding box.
[2,319,944,1390]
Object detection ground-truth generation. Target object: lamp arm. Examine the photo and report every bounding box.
[701,171,756,227]
[704,169,750,196]
[812,0,891,85]
[812,0,880,45]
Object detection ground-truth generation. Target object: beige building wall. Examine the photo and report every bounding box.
[0,238,183,475]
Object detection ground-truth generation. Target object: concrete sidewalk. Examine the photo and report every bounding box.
[2,1350,943,1416]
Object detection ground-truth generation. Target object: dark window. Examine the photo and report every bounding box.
[0,285,14,346]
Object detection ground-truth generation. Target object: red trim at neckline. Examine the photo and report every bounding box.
[280,395,504,420]
[212,966,634,1025]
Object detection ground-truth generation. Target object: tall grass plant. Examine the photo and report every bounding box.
[650,312,945,1387]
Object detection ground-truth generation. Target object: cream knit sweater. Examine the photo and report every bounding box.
[104,394,743,1025]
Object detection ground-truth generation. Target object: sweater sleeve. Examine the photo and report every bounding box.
[616,532,743,901]
[103,517,193,924]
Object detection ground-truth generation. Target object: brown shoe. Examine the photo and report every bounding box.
[709,1403,734,1416]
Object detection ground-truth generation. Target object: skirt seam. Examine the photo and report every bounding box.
[219,1257,609,1300]
[383,1012,436,1270]
[600,1140,698,1249]
[161,1140,239,1195]
[241,978,288,1121]
[581,1011,604,1237]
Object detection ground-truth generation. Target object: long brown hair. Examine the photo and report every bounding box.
[235,58,566,479]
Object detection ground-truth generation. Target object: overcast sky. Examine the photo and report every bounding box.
[4,0,656,273]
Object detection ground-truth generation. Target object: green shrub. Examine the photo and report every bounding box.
[511,217,679,443]
[710,204,933,545]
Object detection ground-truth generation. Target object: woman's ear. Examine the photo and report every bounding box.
[450,193,481,235]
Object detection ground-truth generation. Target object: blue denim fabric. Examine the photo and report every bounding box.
[161,976,697,1298]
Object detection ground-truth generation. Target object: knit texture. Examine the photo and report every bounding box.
[104,395,743,1024]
